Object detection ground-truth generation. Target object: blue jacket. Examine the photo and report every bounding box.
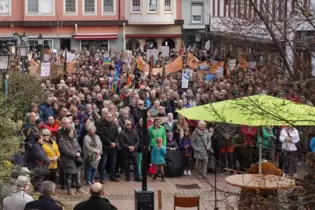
[310,137,315,152]
[151,146,167,165]
[39,103,54,121]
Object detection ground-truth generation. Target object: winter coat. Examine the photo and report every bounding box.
[24,195,62,210]
[58,135,82,174]
[136,124,150,153]
[148,125,167,147]
[191,128,212,160]
[73,196,117,210]
[131,108,142,124]
[179,137,193,156]
[42,140,60,169]
[257,127,275,150]
[83,134,103,168]
[163,121,177,133]
[241,125,258,146]
[44,123,59,137]
[27,142,50,170]
[214,123,240,148]
[166,140,178,149]
[119,128,140,157]
[39,103,54,121]
[151,146,167,165]
[95,119,119,153]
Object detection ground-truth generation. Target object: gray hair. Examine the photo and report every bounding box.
[41,181,56,196]
[61,117,70,123]
[198,120,207,127]
[16,175,30,188]
[41,129,51,136]
[86,104,92,109]
[86,123,96,131]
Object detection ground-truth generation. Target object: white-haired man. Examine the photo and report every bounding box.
[24,181,62,210]
[3,175,33,210]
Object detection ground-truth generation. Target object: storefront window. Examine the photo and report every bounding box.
[80,40,108,51]
[28,39,52,52]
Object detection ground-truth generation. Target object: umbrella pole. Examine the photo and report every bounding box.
[259,129,262,174]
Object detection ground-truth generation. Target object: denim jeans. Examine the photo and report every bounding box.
[98,152,116,181]
[85,161,97,184]
[124,153,139,179]
[137,152,143,176]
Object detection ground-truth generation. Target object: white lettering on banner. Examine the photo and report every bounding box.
[227,59,236,72]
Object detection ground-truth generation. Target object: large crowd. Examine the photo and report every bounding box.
[2,47,315,210]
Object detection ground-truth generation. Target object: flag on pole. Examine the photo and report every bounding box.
[112,60,121,92]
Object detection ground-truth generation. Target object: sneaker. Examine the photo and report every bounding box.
[187,170,191,176]
[184,170,187,176]
[67,189,75,196]
[76,188,87,194]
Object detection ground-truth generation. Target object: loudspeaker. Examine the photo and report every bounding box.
[135,188,155,210]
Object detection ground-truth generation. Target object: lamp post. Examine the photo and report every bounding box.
[38,34,44,60]
[0,43,13,111]
[18,40,28,72]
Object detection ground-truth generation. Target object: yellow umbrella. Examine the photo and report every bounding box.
[177,94,315,126]
[177,94,315,174]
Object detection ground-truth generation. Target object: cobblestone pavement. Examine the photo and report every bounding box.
[56,173,239,210]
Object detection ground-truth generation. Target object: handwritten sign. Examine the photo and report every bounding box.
[40,63,50,77]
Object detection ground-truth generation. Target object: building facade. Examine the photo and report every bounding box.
[0,0,126,52]
[124,0,183,51]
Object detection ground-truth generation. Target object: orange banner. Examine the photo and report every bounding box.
[137,56,149,72]
[187,53,200,69]
[238,56,248,69]
[165,56,183,73]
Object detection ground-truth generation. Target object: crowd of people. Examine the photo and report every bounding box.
[2,47,315,210]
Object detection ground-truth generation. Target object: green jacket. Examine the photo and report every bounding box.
[148,125,167,147]
[257,127,275,149]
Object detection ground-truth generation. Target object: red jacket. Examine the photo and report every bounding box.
[43,123,59,136]
[241,125,258,146]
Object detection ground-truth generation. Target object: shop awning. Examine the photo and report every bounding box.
[73,34,118,40]
[126,34,181,39]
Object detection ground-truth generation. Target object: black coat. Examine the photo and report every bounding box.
[73,196,117,210]
[24,195,62,210]
[119,128,140,156]
[95,119,119,153]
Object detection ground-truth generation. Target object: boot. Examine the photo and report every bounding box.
[161,174,165,182]
[153,174,157,181]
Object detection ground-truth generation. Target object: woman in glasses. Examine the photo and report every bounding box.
[41,128,60,184]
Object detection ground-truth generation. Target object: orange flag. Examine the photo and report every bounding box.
[210,62,229,75]
[165,56,183,74]
[187,53,200,69]
[238,56,248,69]
[137,56,149,72]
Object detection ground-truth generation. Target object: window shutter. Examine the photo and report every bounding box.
[41,0,53,14]
[192,4,202,16]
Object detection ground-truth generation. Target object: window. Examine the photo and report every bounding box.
[81,40,108,51]
[84,0,95,13]
[27,0,53,14]
[191,3,203,23]
[0,0,10,15]
[28,0,39,13]
[148,0,157,12]
[65,0,76,13]
[165,0,171,12]
[103,0,114,13]
[28,39,52,52]
[132,0,140,12]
